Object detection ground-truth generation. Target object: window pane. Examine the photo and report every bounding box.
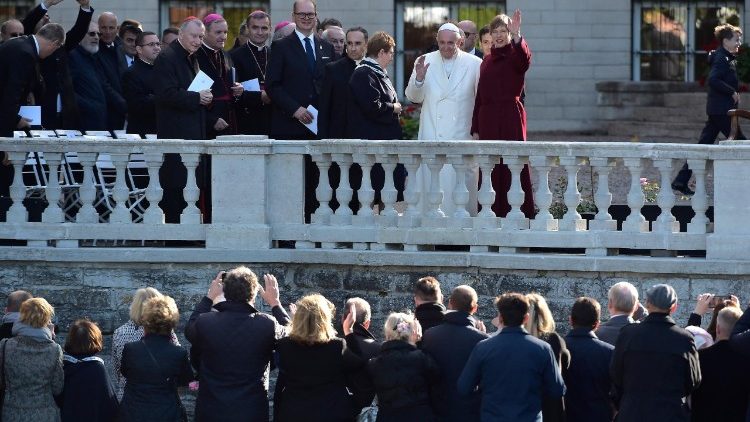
[640,6,687,80]
[694,5,741,83]
[168,2,215,30]
[164,1,269,50]
[0,0,34,22]
[223,3,267,50]
[639,53,685,81]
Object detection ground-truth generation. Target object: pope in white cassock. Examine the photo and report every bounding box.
[405,23,482,217]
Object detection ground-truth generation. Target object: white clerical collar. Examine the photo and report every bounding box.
[31,35,40,55]
[248,40,266,50]
[201,42,217,52]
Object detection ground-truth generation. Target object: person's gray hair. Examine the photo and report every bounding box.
[180,18,204,32]
[344,297,371,324]
[607,281,639,314]
[0,19,21,36]
[37,23,65,44]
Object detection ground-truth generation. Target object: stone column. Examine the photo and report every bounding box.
[142,152,165,225]
[75,152,99,224]
[622,158,648,232]
[108,153,132,224]
[6,151,29,223]
[559,156,586,231]
[589,157,616,231]
[687,159,709,234]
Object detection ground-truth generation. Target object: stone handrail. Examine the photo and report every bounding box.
[1,136,748,260]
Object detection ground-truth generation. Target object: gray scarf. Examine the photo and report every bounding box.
[12,321,53,343]
[2,312,19,325]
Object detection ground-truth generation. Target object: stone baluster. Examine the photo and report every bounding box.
[75,152,99,223]
[331,153,353,226]
[180,153,202,224]
[687,159,710,233]
[5,152,30,223]
[142,152,165,225]
[351,154,375,250]
[312,153,333,225]
[588,157,616,231]
[558,156,586,231]
[41,152,64,224]
[424,155,446,222]
[503,155,530,230]
[450,155,471,222]
[377,154,399,226]
[622,158,648,232]
[474,155,499,229]
[529,155,557,231]
[398,153,422,228]
[108,153,132,224]
[653,159,679,233]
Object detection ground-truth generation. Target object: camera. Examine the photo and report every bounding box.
[709,295,732,308]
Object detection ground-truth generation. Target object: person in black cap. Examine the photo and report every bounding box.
[610,284,701,422]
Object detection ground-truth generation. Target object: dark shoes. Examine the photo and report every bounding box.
[670,181,695,196]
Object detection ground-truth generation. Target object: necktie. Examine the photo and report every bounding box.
[304,37,315,73]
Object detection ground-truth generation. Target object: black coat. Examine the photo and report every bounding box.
[123,59,157,136]
[68,46,109,131]
[420,311,488,422]
[229,42,272,135]
[595,314,634,347]
[414,302,446,333]
[153,40,206,140]
[348,323,382,410]
[185,297,290,422]
[611,313,701,422]
[0,36,39,136]
[267,32,334,139]
[22,4,91,131]
[319,55,356,138]
[0,322,11,341]
[368,340,440,422]
[56,354,119,422]
[96,40,126,130]
[705,47,739,115]
[275,335,363,422]
[563,328,615,422]
[539,331,570,422]
[119,334,193,422]
[691,340,750,422]
[195,44,240,139]
[346,60,402,140]
[731,304,750,356]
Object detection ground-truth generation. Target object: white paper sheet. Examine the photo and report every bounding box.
[240,78,261,92]
[188,70,214,92]
[19,106,41,126]
[304,105,318,135]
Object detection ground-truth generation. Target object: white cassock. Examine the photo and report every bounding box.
[405,50,482,216]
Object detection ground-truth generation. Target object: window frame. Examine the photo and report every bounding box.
[0,0,35,23]
[159,0,269,44]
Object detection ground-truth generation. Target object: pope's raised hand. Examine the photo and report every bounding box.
[415,55,430,82]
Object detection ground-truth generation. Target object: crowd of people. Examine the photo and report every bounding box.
[1,271,749,421]
[0,0,537,224]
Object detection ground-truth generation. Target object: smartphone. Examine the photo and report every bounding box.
[709,295,732,308]
[221,270,229,281]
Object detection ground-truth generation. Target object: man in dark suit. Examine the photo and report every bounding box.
[153,18,212,223]
[22,0,93,131]
[563,297,615,422]
[0,19,23,42]
[595,280,641,346]
[96,12,126,130]
[0,290,32,340]
[458,20,483,58]
[123,31,160,136]
[267,0,335,222]
[341,297,381,412]
[693,306,749,422]
[230,10,273,136]
[421,285,488,422]
[413,276,445,332]
[611,284,701,421]
[119,23,141,69]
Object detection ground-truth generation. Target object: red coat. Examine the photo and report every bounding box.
[471,38,530,140]
[472,39,534,217]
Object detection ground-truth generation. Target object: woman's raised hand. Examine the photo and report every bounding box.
[509,9,522,40]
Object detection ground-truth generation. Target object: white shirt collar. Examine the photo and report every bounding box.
[31,35,40,55]
[295,29,315,46]
[468,47,476,55]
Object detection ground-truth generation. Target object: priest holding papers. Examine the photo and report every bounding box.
[153,17,212,223]
[405,22,482,217]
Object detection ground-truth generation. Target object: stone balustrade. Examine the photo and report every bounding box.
[1,135,749,261]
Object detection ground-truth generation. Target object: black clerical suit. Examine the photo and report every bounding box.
[319,55,356,139]
[122,59,156,136]
[153,40,207,223]
[195,43,239,139]
[22,3,91,131]
[96,38,126,130]
[229,41,271,135]
[267,32,335,222]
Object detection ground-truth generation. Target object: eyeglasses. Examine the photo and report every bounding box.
[87,31,102,37]
[464,32,477,37]
[139,42,160,47]
[293,12,316,20]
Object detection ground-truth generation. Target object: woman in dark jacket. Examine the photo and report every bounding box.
[56,319,118,422]
[119,296,193,422]
[275,294,363,422]
[368,312,440,422]
[526,293,570,422]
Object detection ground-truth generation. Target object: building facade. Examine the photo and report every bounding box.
[1,0,748,133]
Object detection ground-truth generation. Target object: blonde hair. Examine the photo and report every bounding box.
[141,296,180,335]
[383,312,422,343]
[717,306,743,334]
[525,293,556,337]
[289,294,337,345]
[129,287,163,324]
[19,297,54,328]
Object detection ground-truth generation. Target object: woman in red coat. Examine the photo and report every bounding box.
[471,10,535,218]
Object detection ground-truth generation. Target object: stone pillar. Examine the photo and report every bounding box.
[589,157,616,231]
[529,155,557,231]
[6,151,29,224]
[75,152,100,224]
[707,145,749,259]
[622,158,648,232]
[559,156,586,231]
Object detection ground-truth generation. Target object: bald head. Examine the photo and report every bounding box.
[6,290,32,313]
[457,20,478,52]
[98,12,118,45]
[1,19,23,41]
[449,285,478,314]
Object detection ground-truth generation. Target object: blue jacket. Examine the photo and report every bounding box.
[563,328,615,422]
[706,47,739,115]
[421,311,488,422]
[68,46,108,131]
[457,326,566,422]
